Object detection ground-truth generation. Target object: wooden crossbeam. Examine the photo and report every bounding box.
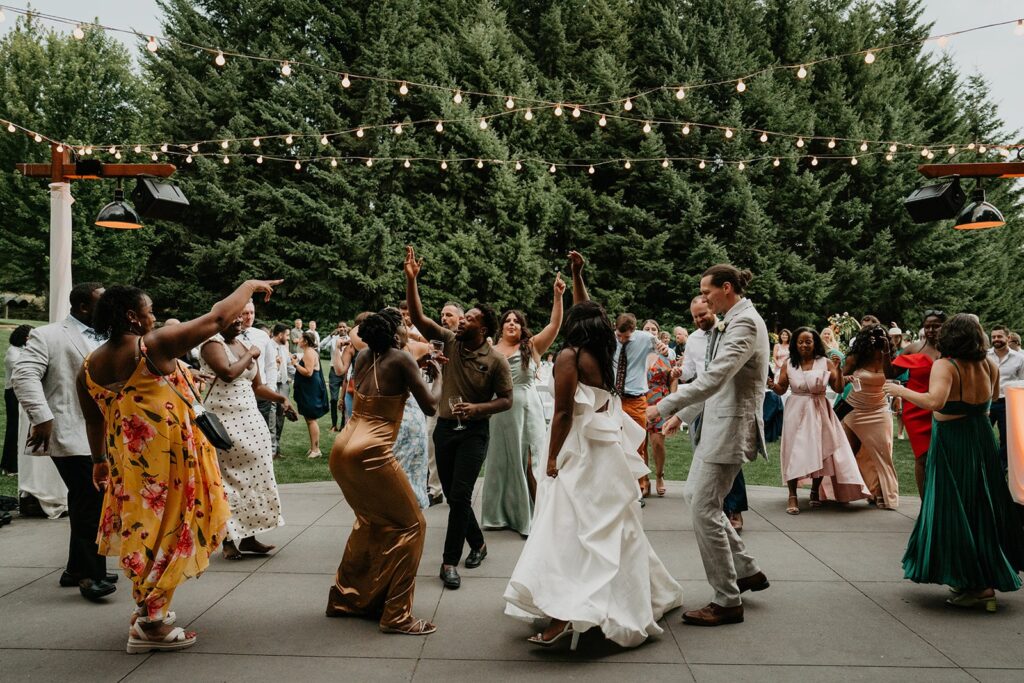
[14,144,175,182]
[918,162,1024,179]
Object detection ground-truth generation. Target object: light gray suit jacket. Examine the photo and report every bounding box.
[657,298,769,465]
[10,316,92,458]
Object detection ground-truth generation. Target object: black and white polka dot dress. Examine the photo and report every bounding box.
[201,335,284,541]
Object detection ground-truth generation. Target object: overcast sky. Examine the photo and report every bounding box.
[3,1,1023,138]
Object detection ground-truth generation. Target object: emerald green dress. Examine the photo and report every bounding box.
[902,361,1024,591]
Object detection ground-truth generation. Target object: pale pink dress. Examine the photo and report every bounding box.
[780,358,871,502]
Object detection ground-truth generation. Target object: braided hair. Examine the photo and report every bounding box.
[359,308,402,354]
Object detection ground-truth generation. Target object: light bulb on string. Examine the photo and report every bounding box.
[1016,20,1024,36]
[34,133,43,143]
[738,161,745,171]
[724,128,734,139]
[598,115,607,127]
[215,50,226,67]
[947,146,956,155]
[73,25,85,40]
[773,157,780,167]
[251,139,259,148]
[5,122,14,133]
[108,146,116,155]
[698,160,706,169]
[554,104,563,116]
[888,143,898,152]
[398,81,409,95]
[571,106,581,118]
[811,156,818,166]
[623,98,633,111]
[320,134,329,145]
[440,160,448,170]
[864,51,876,64]
[84,145,93,154]
[759,132,768,143]
[515,161,522,171]
[736,80,746,93]
[968,142,976,150]
[453,90,463,104]
[394,123,403,135]
[920,148,929,157]
[293,160,303,171]
[885,153,893,161]
[146,36,158,53]
[797,65,808,79]
[643,121,652,134]
[827,138,836,149]
[850,157,858,166]
[134,145,142,153]
[524,108,533,121]
[549,164,556,174]
[937,35,950,48]
[356,128,364,138]
[979,145,987,153]
[479,118,488,130]
[477,159,484,169]
[285,134,294,144]
[403,159,411,168]
[435,121,444,133]
[0,9,5,23]
[341,74,351,88]
[56,144,64,152]
[280,61,292,76]
[191,143,200,152]
[160,143,168,153]
[681,124,690,135]
[675,87,686,100]
[185,154,192,163]
[221,140,229,149]
[365,158,373,167]
[859,141,868,152]
[331,158,338,168]
[256,155,264,164]
[223,156,230,164]
[150,152,158,161]
[588,165,595,174]
[927,151,935,160]
[505,97,514,109]
[796,137,805,148]
[624,160,632,170]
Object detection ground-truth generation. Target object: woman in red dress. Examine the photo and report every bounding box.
[892,310,946,496]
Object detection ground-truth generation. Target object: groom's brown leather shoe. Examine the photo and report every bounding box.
[682,603,744,626]
[737,571,770,593]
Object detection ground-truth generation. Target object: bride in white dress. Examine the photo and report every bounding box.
[503,252,683,649]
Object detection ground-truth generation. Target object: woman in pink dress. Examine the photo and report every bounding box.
[771,328,871,514]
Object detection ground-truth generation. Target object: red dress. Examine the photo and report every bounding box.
[892,353,934,458]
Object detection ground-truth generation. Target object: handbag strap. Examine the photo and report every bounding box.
[138,337,204,407]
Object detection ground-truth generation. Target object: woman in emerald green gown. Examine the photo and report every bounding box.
[884,314,1024,612]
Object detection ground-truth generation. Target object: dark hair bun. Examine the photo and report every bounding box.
[738,269,753,290]
[360,310,399,354]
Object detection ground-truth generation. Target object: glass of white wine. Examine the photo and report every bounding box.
[449,395,466,430]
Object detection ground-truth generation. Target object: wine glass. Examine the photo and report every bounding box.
[449,395,466,430]
[430,339,445,358]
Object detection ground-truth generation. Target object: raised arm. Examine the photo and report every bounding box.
[568,251,589,305]
[404,246,447,342]
[530,273,566,356]
[771,363,790,395]
[146,279,282,368]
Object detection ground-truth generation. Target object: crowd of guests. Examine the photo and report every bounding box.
[1,252,1022,652]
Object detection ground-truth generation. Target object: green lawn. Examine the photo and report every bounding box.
[0,323,920,499]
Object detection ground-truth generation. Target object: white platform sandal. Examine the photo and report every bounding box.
[126,620,197,654]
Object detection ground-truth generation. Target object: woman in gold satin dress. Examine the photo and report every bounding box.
[326,309,442,635]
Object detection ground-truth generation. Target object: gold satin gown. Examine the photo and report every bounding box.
[327,390,426,628]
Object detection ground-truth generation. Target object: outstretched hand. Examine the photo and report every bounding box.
[567,250,585,274]
[405,246,422,279]
[553,272,566,297]
[662,415,682,436]
[249,279,284,302]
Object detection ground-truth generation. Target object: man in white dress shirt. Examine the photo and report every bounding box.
[988,325,1024,470]
[12,282,117,601]
[240,300,278,435]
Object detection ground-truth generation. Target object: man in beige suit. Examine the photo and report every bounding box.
[648,264,770,626]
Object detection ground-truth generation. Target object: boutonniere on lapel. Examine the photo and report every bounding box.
[716,321,728,333]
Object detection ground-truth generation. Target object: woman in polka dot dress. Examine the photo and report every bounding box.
[200,317,294,560]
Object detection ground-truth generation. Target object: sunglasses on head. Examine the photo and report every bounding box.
[923,309,946,321]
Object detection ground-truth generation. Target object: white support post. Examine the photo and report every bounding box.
[48,182,74,322]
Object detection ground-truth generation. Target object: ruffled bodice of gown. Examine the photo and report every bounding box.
[503,382,683,648]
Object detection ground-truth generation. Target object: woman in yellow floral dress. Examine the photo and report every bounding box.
[77,279,281,653]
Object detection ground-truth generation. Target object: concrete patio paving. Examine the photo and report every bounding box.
[2,481,1022,682]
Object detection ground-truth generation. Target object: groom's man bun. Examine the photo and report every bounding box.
[703,264,753,295]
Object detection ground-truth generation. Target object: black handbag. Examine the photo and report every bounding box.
[141,343,234,451]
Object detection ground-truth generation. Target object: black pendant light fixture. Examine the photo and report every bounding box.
[954,182,1005,230]
[95,178,143,229]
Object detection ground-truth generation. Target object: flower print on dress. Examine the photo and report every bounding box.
[122,413,157,454]
[121,551,146,577]
[141,480,169,515]
[146,549,171,584]
[175,522,195,559]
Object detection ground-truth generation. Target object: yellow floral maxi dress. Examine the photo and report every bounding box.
[84,347,230,619]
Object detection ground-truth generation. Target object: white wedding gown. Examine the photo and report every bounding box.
[503,382,683,648]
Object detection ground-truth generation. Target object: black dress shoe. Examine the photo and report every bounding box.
[428,493,444,507]
[440,565,461,589]
[60,571,118,587]
[464,545,487,569]
[79,578,116,602]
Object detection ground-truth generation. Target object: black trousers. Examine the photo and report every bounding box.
[51,455,106,580]
[434,418,489,566]
[328,369,345,429]
[2,388,18,473]
[990,399,1008,470]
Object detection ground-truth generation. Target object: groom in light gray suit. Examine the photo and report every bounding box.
[647,264,770,626]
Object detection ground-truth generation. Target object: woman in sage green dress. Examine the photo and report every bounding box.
[884,314,1024,612]
[481,273,566,536]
